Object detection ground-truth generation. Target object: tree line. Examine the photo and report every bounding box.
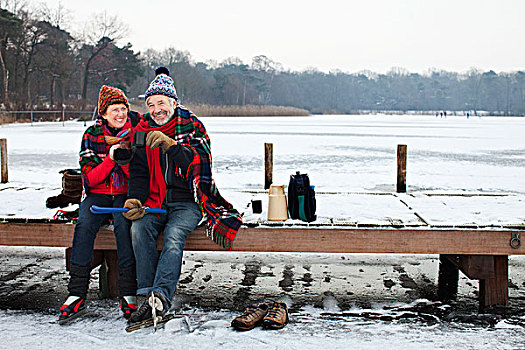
[1,4,525,115]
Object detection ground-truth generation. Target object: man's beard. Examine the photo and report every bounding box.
[152,111,173,126]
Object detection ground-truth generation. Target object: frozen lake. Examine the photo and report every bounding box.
[204,114,525,194]
[2,114,525,195]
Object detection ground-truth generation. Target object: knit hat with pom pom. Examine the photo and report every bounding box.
[144,66,178,101]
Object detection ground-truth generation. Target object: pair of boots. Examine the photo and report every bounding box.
[231,301,289,331]
[59,265,138,324]
[58,295,137,323]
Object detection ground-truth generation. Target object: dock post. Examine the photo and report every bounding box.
[438,255,459,301]
[0,138,7,183]
[397,144,407,193]
[265,143,273,189]
[479,255,508,310]
[98,251,119,299]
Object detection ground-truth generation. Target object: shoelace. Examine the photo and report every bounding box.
[148,294,164,331]
[266,305,284,319]
[242,307,257,316]
[239,307,261,321]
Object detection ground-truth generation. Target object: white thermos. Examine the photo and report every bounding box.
[267,184,288,221]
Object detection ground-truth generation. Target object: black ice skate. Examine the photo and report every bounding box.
[120,296,138,319]
[58,296,86,325]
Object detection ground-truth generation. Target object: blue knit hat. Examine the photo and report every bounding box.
[144,67,178,101]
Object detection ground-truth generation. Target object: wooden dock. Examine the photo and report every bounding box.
[0,220,523,310]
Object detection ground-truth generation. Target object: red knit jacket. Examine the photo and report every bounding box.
[85,157,129,195]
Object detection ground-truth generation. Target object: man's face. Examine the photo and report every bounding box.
[146,95,176,126]
[102,103,128,129]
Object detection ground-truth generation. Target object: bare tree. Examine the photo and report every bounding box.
[36,0,72,29]
[0,0,27,14]
[79,11,127,45]
[0,8,22,107]
[76,11,128,105]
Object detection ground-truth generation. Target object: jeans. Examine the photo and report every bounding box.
[131,201,202,307]
[69,193,136,297]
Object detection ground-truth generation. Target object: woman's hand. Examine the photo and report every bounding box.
[109,144,120,160]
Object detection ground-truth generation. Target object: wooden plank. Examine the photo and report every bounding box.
[1,223,524,255]
[479,255,509,308]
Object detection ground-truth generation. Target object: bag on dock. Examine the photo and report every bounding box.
[288,171,316,222]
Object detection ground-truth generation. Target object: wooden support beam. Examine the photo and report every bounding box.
[479,255,508,309]
[438,254,459,301]
[98,251,119,298]
[65,247,105,271]
[397,144,407,193]
[264,143,273,190]
[442,255,495,280]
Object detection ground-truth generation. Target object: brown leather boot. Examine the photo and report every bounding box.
[262,301,289,329]
[231,303,269,331]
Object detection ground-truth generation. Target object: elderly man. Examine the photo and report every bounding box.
[123,67,242,324]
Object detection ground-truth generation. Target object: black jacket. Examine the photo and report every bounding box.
[128,114,195,205]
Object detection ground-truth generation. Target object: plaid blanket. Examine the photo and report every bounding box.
[134,105,242,250]
[79,116,131,192]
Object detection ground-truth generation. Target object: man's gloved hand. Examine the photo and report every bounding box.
[122,198,145,220]
[146,131,177,152]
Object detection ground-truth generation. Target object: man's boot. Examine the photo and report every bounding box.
[129,291,167,324]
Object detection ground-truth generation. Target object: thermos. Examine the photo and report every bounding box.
[267,184,288,221]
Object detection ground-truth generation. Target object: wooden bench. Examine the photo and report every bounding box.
[0,221,523,310]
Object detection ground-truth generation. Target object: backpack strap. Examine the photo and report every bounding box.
[298,195,307,221]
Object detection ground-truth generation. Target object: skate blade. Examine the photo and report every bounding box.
[125,314,178,333]
[57,307,87,325]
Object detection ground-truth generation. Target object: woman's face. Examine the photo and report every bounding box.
[102,103,128,129]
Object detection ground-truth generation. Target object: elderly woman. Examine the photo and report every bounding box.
[59,85,138,324]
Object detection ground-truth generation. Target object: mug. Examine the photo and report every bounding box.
[251,199,262,214]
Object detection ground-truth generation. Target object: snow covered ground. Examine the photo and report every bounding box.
[0,115,524,349]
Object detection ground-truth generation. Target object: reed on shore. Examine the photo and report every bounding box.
[130,103,310,117]
[0,104,310,125]
[187,104,310,117]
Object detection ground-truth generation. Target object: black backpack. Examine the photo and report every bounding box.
[288,171,317,222]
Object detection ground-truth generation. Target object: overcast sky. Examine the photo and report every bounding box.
[39,0,525,74]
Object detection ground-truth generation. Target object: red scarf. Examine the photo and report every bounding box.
[133,118,177,208]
